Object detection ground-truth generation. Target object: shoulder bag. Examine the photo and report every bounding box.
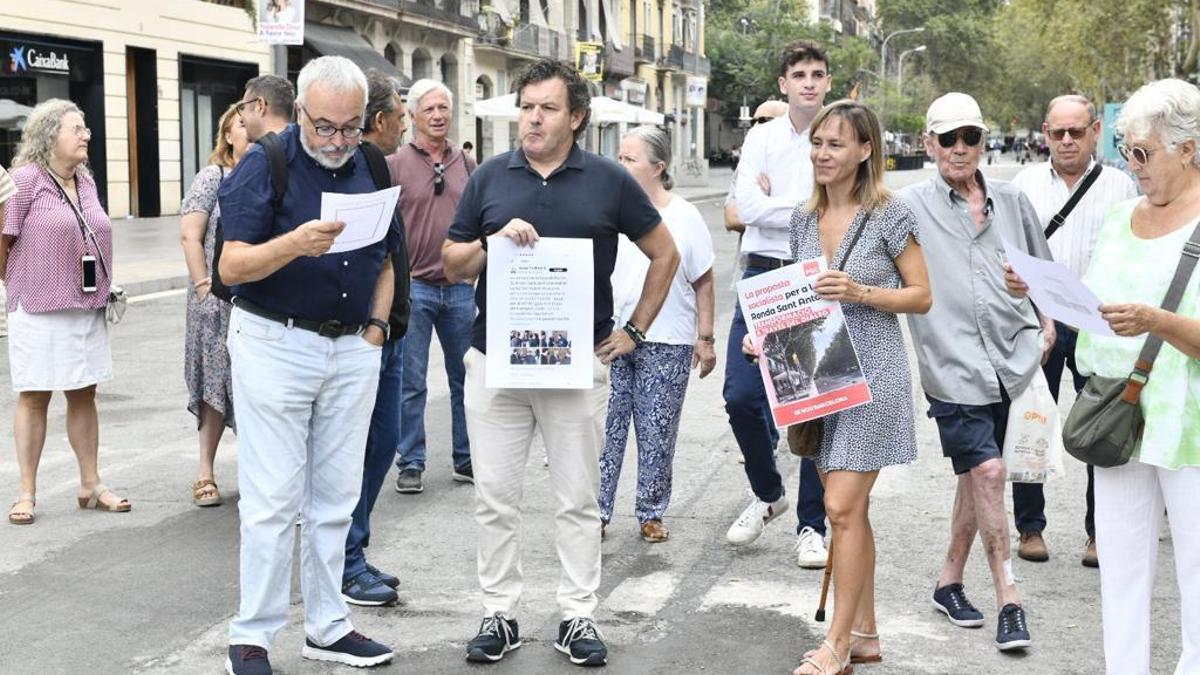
[55,174,127,324]
[1043,163,1102,240]
[1062,220,1200,467]
[788,209,871,458]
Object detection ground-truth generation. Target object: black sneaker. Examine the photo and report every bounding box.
[466,613,522,662]
[395,469,423,494]
[341,569,398,607]
[555,617,607,666]
[452,464,474,484]
[226,645,271,675]
[302,630,394,667]
[366,562,400,589]
[932,583,985,628]
[996,603,1032,651]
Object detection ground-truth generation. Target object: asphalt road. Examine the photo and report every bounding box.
[0,163,1182,675]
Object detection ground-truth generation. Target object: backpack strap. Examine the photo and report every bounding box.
[359,141,392,191]
[255,131,288,209]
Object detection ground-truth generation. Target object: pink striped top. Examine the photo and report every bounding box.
[3,163,113,313]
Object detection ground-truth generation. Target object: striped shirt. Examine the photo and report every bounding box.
[2,164,112,313]
[0,166,15,204]
[1011,160,1139,277]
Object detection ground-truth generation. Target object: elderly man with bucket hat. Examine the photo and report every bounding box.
[898,92,1055,653]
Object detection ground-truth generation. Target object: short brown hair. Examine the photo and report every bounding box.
[805,100,891,215]
[779,40,829,77]
[208,103,241,169]
[514,58,591,140]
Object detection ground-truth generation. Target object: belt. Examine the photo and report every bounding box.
[745,254,794,270]
[233,297,365,338]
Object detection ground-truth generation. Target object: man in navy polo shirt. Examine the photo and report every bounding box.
[443,59,679,667]
[217,56,397,675]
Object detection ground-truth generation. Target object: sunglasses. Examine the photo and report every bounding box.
[1117,143,1158,166]
[433,162,445,196]
[936,128,984,148]
[1047,126,1091,141]
[752,116,772,126]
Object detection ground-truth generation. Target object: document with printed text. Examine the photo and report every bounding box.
[1001,239,1116,337]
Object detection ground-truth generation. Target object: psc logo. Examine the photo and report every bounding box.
[802,261,820,277]
[8,46,27,73]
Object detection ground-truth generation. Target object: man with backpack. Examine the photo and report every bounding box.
[217,56,402,675]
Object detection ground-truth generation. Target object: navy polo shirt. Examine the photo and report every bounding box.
[447,144,661,353]
[218,124,399,325]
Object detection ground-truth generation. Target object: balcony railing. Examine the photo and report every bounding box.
[401,0,479,29]
[606,41,635,77]
[636,34,655,62]
[666,44,710,76]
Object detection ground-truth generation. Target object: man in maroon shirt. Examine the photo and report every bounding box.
[387,78,477,495]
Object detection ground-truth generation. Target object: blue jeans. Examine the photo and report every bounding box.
[1015,321,1095,537]
[723,266,827,536]
[396,280,474,473]
[344,337,403,581]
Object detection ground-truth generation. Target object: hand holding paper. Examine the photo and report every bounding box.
[319,186,401,255]
[1001,239,1116,337]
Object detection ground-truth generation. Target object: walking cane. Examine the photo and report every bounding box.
[814,536,834,622]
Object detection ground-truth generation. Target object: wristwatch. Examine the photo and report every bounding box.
[698,335,716,343]
[366,318,391,342]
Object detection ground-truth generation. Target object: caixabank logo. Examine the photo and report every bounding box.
[7,45,69,74]
[8,46,27,73]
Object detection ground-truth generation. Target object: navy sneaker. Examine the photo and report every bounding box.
[555,617,607,666]
[341,570,398,607]
[932,583,985,628]
[226,645,271,675]
[452,464,474,484]
[466,613,522,662]
[996,603,1032,651]
[395,469,423,494]
[366,562,399,589]
[301,630,393,667]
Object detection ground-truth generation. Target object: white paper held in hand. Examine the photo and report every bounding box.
[1000,238,1116,337]
[319,186,401,255]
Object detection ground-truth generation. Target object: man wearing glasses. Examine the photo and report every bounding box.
[234,74,294,143]
[218,56,400,675]
[899,92,1054,652]
[1011,95,1138,568]
[386,78,478,495]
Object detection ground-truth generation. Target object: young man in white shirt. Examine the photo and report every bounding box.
[1010,95,1138,568]
[723,41,833,569]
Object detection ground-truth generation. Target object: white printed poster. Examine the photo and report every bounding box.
[258,0,305,45]
[486,237,594,389]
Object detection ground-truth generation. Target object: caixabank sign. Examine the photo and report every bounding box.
[7,45,71,75]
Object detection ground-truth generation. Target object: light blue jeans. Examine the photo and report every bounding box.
[396,279,474,473]
[226,307,381,649]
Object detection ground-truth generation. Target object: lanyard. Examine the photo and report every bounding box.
[51,169,111,282]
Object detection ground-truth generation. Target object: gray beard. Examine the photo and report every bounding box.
[300,132,355,170]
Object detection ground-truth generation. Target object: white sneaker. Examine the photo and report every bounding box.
[726,494,789,546]
[795,526,828,569]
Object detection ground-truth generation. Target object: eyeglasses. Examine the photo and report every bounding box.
[1117,143,1158,166]
[299,104,364,139]
[936,128,984,148]
[1047,126,1090,141]
[433,162,445,196]
[752,116,772,126]
[234,97,262,117]
[67,124,91,138]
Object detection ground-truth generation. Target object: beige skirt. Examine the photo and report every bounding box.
[7,304,113,392]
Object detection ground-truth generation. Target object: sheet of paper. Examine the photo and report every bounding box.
[1001,239,1116,337]
[319,186,401,255]
[486,237,595,389]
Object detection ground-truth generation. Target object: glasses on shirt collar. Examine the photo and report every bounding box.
[433,162,445,196]
[936,128,984,148]
[299,104,364,139]
[752,116,773,126]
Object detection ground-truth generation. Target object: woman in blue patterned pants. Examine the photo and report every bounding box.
[600,127,716,542]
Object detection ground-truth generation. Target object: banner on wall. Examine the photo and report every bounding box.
[258,0,305,45]
[685,77,707,107]
[576,42,605,82]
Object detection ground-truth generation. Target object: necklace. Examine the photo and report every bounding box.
[50,167,75,184]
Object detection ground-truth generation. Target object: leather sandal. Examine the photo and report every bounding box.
[794,639,853,675]
[640,519,669,543]
[78,483,131,512]
[192,479,222,507]
[848,631,882,664]
[8,493,36,525]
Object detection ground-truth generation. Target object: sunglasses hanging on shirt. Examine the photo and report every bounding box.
[433,162,446,196]
[936,128,984,148]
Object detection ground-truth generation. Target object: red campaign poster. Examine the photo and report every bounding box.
[736,258,872,428]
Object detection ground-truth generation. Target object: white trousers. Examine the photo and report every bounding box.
[463,348,609,620]
[1095,458,1200,675]
[226,307,381,648]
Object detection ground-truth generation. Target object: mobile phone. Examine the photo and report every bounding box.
[81,255,97,292]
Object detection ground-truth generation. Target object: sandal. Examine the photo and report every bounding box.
[8,493,36,525]
[794,640,853,675]
[192,479,222,507]
[848,631,882,664]
[77,483,131,512]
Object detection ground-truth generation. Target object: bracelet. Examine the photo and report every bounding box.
[622,321,646,344]
[859,286,872,303]
[698,335,716,343]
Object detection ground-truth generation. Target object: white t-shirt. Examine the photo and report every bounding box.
[611,194,715,345]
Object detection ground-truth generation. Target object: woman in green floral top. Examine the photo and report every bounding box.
[1009,78,1200,675]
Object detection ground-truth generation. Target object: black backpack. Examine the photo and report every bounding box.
[210,134,410,336]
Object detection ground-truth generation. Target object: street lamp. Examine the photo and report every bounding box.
[897,45,927,92]
[879,26,925,80]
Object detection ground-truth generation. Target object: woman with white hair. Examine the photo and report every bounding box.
[2,99,130,524]
[1008,78,1200,674]
[600,125,716,542]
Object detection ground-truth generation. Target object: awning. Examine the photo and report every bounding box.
[473,93,518,120]
[591,96,664,125]
[304,23,411,87]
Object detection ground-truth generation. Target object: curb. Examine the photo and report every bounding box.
[682,190,728,204]
[124,274,190,298]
